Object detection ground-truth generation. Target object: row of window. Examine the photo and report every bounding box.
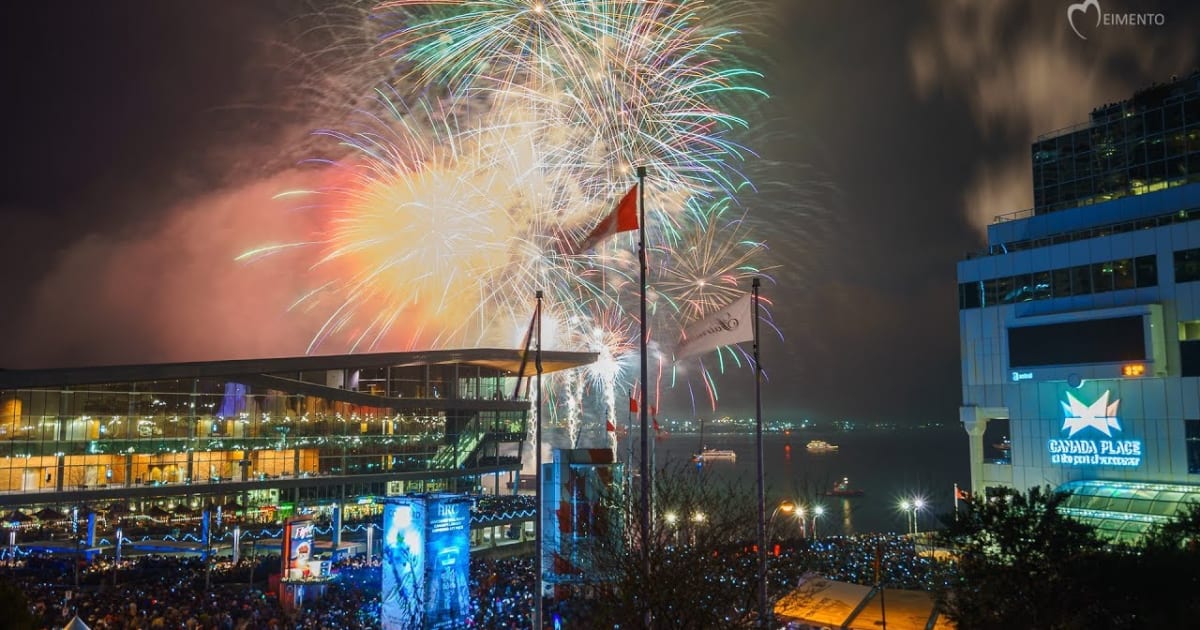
[1036,166,1200,214]
[969,207,1200,260]
[959,255,1157,309]
[1033,91,1200,213]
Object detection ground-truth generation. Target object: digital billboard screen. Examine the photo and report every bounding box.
[381,494,471,630]
[282,517,317,581]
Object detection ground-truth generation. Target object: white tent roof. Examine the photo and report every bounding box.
[63,615,91,630]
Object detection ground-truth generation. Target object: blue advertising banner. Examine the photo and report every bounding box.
[425,496,470,627]
[382,494,471,630]
[382,499,426,629]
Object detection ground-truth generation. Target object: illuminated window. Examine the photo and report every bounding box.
[1188,421,1200,474]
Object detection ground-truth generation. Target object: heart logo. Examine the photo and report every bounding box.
[1067,0,1102,40]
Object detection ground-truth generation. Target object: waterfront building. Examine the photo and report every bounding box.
[0,349,593,523]
[957,72,1200,541]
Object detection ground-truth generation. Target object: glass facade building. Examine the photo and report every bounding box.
[958,74,1200,543]
[1031,72,1200,215]
[0,349,594,517]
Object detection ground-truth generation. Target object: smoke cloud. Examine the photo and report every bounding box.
[909,0,1196,232]
[0,170,328,369]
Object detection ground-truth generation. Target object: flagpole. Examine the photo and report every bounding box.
[953,483,959,521]
[534,290,544,630]
[627,388,634,499]
[752,276,768,627]
[636,164,651,594]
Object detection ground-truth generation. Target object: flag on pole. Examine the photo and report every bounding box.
[629,397,639,414]
[675,293,755,360]
[955,485,971,501]
[573,184,638,254]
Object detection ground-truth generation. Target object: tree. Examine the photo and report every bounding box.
[552,461,772,629]
[933,486,1105,629]
[935,488,1200,629]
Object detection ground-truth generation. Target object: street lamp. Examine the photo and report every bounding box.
[899,500,914,536]
[898,497,926,536]
[664,512,679,546]
[811,505,825,538]
[690,512,705,546]
[769,501,797,540]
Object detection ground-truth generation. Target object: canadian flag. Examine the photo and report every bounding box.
[572,184,638,254]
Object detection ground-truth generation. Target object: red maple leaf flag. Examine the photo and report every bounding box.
[955,485,971,501]
[574,184,638,254]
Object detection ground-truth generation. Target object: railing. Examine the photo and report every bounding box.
[992,207,1035,224]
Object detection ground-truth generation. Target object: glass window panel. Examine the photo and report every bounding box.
[1071,264,1093,295]
[960,282,982,309]
[1112,258,1134,290]
[1174,249,1200,283]
[1135,255,1158,287]
[983,279,1000,307]
[1033,271,1052,300]
[1053,268,1073,297]
[1165,103,1184,130]
[996,276,1015,304]
[1145,110,1163,134]
[1187,420,1200,474]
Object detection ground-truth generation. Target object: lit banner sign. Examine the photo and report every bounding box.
[1046,390,1142,467]
[282,517,322,580]
[381,494,471,630]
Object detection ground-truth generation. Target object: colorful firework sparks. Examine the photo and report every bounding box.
[374,0,767,198]
[251,0,782,421]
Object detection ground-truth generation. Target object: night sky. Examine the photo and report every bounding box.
[1,1,1198,425]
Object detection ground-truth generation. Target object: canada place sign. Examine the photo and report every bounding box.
[1047,390,1142,467]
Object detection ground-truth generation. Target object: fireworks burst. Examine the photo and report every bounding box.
[253,0,787,431]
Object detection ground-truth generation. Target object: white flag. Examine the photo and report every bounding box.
[675,293,754,359]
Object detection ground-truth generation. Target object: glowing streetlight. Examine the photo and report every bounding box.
[898,497,926,535]
[898,499,914,535]
[812,505,825,538]
[664,511,680,545]
[770,500,798,540]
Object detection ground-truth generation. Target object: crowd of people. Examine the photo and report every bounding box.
[3,550,544,629]
[1,532,939,629]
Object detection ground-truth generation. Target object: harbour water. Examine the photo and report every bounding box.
[619,428,970,535]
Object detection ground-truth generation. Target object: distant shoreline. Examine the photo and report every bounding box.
[636,425,957,437]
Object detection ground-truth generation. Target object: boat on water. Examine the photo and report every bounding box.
[822,476,865,497]
[692,447,737,463]
[806,440,839,453]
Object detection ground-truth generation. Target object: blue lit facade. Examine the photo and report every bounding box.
[958,75,1200,541]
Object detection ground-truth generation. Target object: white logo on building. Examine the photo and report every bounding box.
[1067,0,1165,40]
[1048,389,1141,467]
[1060,389,1120,437]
